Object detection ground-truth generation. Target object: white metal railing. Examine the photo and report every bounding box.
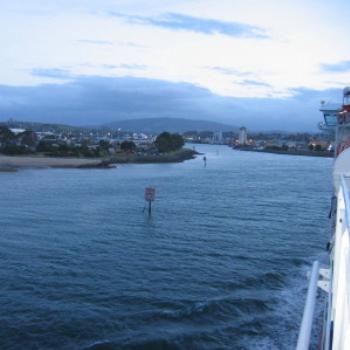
[329,176,350,349]
[296,175,350,350]
[296,260,320,350]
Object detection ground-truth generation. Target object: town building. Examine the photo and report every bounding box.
[213,131,223,144]
[239,127,248,145]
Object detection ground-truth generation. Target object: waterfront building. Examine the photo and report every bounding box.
[213,131,223,144]
[239,127,248,145]
[9,128,26,135]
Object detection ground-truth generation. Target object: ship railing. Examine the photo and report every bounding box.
[296,261,320,350]
[296,175,350,350]
[330,176,350,349]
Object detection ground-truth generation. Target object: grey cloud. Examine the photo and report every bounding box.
[31,68,73,80]
[238,79,271,87]
[0,75,341,131]
[207,66,253,77]
[321,60,350,73]
[32,64,146,80]
[109,12,269,39]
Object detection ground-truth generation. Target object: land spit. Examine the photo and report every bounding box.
[0,149,198,171]
[0,155,110,171]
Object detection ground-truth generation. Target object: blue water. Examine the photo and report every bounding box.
[0,145,332,350]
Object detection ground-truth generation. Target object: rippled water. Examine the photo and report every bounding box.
[0,144,332,350]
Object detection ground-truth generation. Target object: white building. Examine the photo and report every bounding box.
[213,131,223,144]
[9,128,26,135]
[239,127,247,145]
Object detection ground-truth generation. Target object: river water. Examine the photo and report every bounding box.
[0,144,332,349]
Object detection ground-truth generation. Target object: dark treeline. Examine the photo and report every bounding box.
[155,132,184,153]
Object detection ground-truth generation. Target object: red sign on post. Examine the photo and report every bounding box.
[145,187,156,201]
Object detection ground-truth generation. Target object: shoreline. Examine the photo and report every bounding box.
[109,148,197,164]
[234,147,333,158]
[0,148,197,171]
[0,155,112,172]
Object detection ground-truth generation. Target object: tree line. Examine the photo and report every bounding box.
[0,126,185,156]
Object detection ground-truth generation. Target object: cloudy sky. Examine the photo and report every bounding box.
[1,0,350,130]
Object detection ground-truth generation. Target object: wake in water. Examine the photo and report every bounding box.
[81,258,327,350]
[238,255,327,350]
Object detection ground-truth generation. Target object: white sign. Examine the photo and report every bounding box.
[145,187,156,201]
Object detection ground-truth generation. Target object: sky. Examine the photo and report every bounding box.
[1,0,350,130]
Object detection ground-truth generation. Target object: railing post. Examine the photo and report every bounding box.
[296,260,320,350]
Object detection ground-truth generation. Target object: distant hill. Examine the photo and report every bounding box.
[2,120,83,132]
[1,118,237,134]
[104,118,237,133]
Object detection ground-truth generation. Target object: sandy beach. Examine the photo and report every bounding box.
[0,155,107,171]
[0,148,197,171]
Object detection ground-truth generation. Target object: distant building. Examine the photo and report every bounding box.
[308,140,330,151]
[239,127,248,145]
[286,141,297,150]
[213,131,223,144]
[9,128,26,135]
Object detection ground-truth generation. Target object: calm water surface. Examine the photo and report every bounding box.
[0,145,332,350]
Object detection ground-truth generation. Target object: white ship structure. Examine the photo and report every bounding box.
[297,87,350,349]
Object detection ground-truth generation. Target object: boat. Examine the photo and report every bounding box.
[297,87,350,349]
